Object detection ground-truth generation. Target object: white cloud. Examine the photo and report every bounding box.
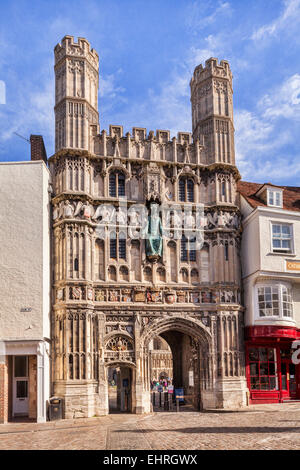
[238,155,300,183]
[252,0,300,40]
[235,108,291,179]
[0,76,54,146]
[234,74,300,182]
[106,34,224,137]
[99,71,126,99]
[187,1,232,31]
[259,74,300,120]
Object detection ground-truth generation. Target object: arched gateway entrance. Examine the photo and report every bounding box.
[138,315,212,413]
[103,315,212,414]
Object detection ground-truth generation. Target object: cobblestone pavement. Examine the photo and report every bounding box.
[1,403,300,450]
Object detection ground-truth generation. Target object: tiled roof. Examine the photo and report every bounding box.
[238,181,300,212]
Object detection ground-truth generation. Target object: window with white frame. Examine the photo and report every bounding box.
[282,285,293,317]
[271,223,293,253]
[257,284,293,319]
[267,189,282,208]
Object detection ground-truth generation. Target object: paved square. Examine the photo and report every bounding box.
[1,404,300,450]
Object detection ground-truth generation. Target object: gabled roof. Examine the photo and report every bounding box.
[238,181,300,212]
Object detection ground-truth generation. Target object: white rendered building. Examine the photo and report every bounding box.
[0,137,51,422]
[239,182,300,403]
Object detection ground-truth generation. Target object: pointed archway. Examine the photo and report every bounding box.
[136,315,213,413]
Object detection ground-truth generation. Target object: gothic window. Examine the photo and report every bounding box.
[181,236,196,262]
[131,240,140,281]
[119,266,129,281]
[179,177,194,202]
[106,336,133,351]
[108,265,116,281]
[157,267,166,283]
[95,239,104,280]
[181,236,188,261]
[109,171,125,197]
[69,355,73,380]
[119,238,126,260]
[167,241,177,282]
[180,268,189,283]
[74,258,79,271]
[144,266,152,282]
[225,242,229,261]
[200,244,209,282]
[191,268,199,284]
[110,237,117,259]
[109,231,126,260]
[221,181,226,198]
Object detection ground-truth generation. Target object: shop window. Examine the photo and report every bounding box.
[248,347,278,391]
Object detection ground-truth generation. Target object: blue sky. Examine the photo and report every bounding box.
[0,0,300,185]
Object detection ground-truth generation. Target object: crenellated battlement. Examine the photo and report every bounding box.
[104,125,193,145]
[88,125,206,164]
[190,57,232,92]
[54,35,99,70]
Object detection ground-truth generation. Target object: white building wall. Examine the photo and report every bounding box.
[0,161,51,341]
[0,160,51,422]
[241,210,261,278]
[241,204,300,329]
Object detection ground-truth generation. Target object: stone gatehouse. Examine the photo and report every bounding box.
[50,35,247,418]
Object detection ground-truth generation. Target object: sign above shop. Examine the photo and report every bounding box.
[286,260,300,272]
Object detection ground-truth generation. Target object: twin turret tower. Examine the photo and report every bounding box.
[190,58,235,165]
[50,36,246,418]
[54,35,99,152]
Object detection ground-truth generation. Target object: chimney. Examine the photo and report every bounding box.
[30,135,47,164]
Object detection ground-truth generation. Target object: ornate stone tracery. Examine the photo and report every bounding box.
[50,38,247,418]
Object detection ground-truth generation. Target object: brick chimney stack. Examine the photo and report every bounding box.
[30,135,47,164]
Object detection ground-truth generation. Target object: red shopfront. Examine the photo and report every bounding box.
[245,325,300,404]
